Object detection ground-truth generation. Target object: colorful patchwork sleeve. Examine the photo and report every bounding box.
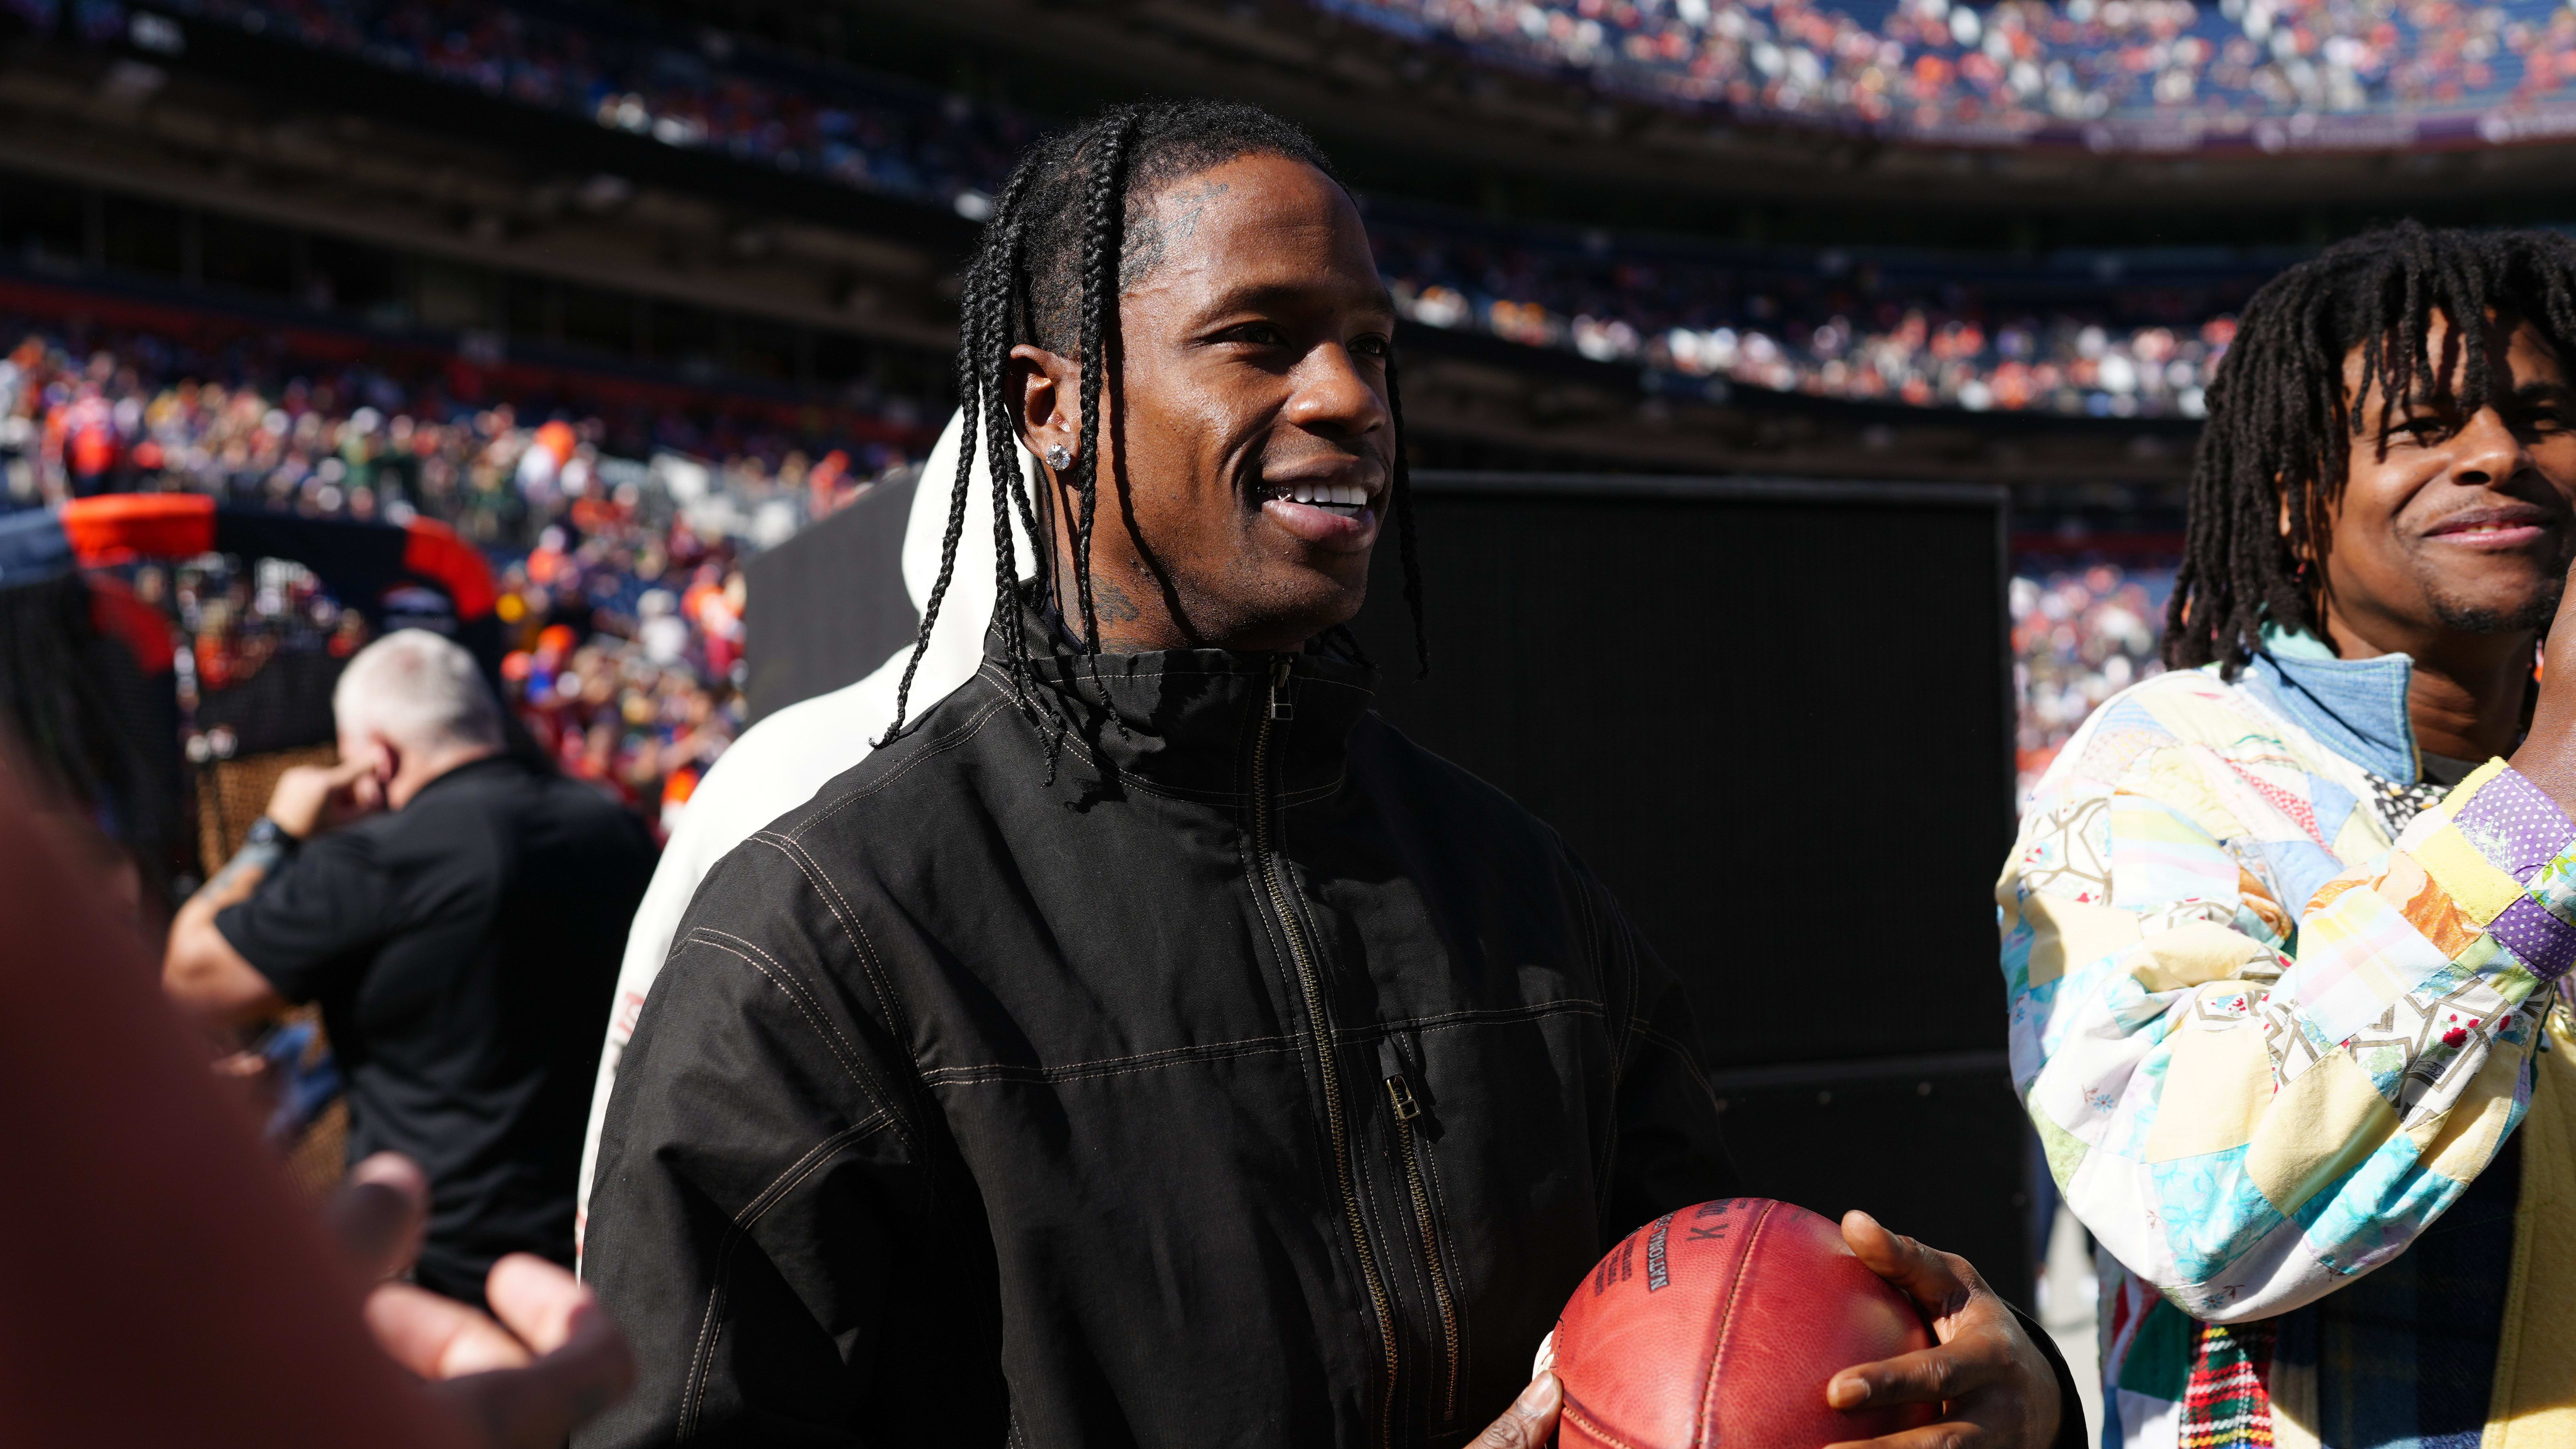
[2002,729,2573,1322]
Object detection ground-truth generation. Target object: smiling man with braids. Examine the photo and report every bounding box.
[581,100,2067,1449]
[2003,220,2576,1448]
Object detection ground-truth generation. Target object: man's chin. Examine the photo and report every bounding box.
[2430,584,2563,636]
[1254,569,1368,646]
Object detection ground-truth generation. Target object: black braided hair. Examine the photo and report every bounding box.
[2166,220,2576,674]
[878,97,1432,756]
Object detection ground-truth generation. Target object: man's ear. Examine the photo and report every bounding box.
[365,730,402,785]
[1009,343,1080,466]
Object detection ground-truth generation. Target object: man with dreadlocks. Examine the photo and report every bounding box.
[2003,218,2576,1449]
[582,99,2067,1449]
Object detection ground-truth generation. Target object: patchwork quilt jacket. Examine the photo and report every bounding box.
[2001,630,2576,1449]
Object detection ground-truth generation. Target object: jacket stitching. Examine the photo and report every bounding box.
[679,1113,892,1439]
[919,1003,1606,1088]
[784,691,1015,840]
[681,930,910,1150]
[749,834,922,1068]
[1338,999,1606,1041]
[921,1034,1299,1086]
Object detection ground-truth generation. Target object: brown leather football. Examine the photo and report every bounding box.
[1552,1198,1937,1449]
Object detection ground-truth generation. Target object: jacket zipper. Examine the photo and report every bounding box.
[1384,1069,1461,1424]
[1257,654,1400,1449]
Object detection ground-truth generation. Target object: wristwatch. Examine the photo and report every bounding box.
[243,815,300,854]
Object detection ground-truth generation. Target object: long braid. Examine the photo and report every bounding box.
[877,143,1048,747]
[875,246,990,746]
[2166,220,2576,676]
[982,160,1043,739]
[1071,116,1138,689]
[1384,346,1430,678]
[1054,113,1141,760]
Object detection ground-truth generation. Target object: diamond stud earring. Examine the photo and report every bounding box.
[1045,444,1073,471]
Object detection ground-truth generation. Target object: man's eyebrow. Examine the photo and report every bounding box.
[1198,280,1398,317]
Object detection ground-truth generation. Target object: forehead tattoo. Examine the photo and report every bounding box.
[1120,179,1231,289]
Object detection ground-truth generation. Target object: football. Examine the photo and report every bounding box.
[1551,1198,1938,1449]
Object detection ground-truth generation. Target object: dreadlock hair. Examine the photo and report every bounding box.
[878,98,1431,768]
[2166,219,2576,674]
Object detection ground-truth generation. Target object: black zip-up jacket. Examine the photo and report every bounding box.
[582,627,1747,1447]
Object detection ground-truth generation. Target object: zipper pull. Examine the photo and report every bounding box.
[1269,654,1295,720]
[1385,1072,1421,1121]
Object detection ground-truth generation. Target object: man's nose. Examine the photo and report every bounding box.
[2453,406,2529,487]
[1284,344,1388,438]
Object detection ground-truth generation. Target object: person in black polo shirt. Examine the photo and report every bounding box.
[165,628,656,1307]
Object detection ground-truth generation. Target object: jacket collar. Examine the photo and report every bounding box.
[2241,623,2420,783]
[989,596,1377,802]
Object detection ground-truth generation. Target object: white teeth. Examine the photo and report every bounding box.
[1274,482,1372,511]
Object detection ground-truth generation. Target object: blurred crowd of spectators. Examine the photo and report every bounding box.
[20,0,2360,412]
[1378,215,2260,416]
[81,0,2576,173]
[0,319,925,833]
[1325,0,2576,143]
[25,0,2306,419]
[2011,560,2171,795]
[79,0,1039,218]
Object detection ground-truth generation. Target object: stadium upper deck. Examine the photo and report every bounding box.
[1317,0,2576,151]
[0,0,2355,424]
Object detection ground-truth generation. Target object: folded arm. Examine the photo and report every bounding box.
[2006,736,2572,1321]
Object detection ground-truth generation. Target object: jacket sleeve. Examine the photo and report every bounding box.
[573,842,942,1449]
[2005,723,2570,1323]
[1586,870,1744,1243]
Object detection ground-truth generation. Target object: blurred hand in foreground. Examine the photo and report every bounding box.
[331,1153,636,1449]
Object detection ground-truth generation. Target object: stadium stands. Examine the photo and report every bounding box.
[0,308,903,835]
[2009,559,2171,795]
[7,0,2313,420]
[1319,0,2576,149]
[1373,207,2268,416]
